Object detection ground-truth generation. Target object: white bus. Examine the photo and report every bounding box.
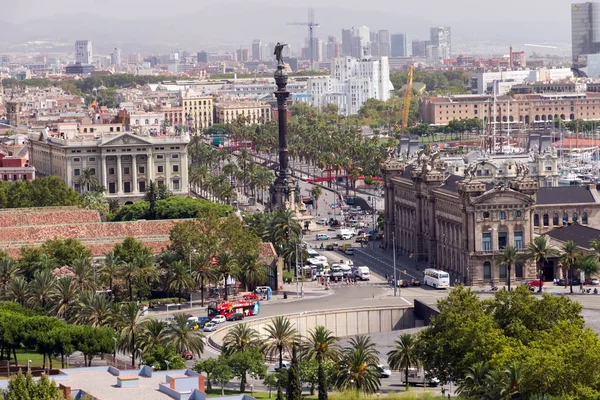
[423,268,450,289]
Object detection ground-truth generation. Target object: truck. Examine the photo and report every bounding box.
[357,266,370,281]
[400,369,440,387]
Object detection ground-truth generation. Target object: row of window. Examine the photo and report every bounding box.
[483,261,524,280]
[104,179,181,194]
[74,164,180,176]
[482,210,522,219]
[2,174,28,181]
[533,212,588,226]
[482,231,524,251]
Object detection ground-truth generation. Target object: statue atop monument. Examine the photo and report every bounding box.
[274,42,287,66]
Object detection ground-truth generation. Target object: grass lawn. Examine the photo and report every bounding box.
[205,389,274,399]
[0,349,63,378]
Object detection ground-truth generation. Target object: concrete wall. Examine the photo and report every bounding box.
[210,305,415,350]
[413,300,439,326]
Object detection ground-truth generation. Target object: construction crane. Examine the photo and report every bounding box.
[287,9,320,72]
[402,65,414,129]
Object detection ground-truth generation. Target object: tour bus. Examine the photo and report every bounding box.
[423,268,450,289]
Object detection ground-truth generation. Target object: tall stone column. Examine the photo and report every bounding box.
[181,152,188,194]
[147,153,154,182]
[132,155,138,193]
[165,155,171,190]
[117,155,123,195]
[101,155,107,189]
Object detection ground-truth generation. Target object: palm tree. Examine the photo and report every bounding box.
[456,361,490,399]
[166,261,195,305]
[303,326,339,400]
[164,313,205,357]
[505,361,522,398]
[222,323,260,356]
[108,198,120,214]
[310,185,323,214]
[263,316,297,370]
[138,319,168,354]
[217,252,238,301]
[193,253,218,307]
[525,235,556,292]
[497,245,519,291]
[347,335,379,365]
[72,290,113,327]
[101,251,123,294]
[51,276,80,318]
[69,257,95,290]
[77,167,98,192]
[240,253,267,291]
[6,276,27,306]
[560,240,579,293]
[335,345,381,394]
[576,254,600,284]
[28,269,57,309]
[117,302,144,367]
[387,333,420,391]
[0,256,20,298]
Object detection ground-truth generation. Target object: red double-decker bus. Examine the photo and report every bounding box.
[207,299,260,319]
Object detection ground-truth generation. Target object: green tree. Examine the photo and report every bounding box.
[213,361,234,396]
[303,326,338,400]
[560,240,579,293]
[496,245,520,291]
[216,252,238,301]
[165,260,195,304]
[525,235,556,292]
[227,349,267,392]
[164,313,205,357]
[335,340,381,394]
[138,319,168,355]
[77,167,99,192]
[264,373,279,398]
[41,238,92,267]
[286,346,302,400]
[0,255,21,299]
[141,344,186,371]
[5,370,65,400]
[193,358,218,391]
[264,316,297,371]
[116,302,144,367]
[387,333,420,391]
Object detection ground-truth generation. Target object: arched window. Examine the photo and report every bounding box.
[145,119,149,125]
[563,213,569,224]
[535,115,540,121]
[553,213,559,225]
[154,119,159,124]
[582,212,588,224]
[135,119,139,125]
[534,214,540,226]
[543,214,549,226]
[573,212,578,222]
[570,113,575,120]
[483,262,492,280]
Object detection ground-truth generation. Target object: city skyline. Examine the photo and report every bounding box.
[0,0,573,54]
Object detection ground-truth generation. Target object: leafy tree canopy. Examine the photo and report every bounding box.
[0,177,81,209]
[110,196,232,222]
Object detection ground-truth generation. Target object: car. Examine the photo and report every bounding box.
[203,323,217,332]
[274,361,291,372]
[326,243,337,251]
[226,313,244,321]
[394,279,409,288]
[345,248,355,255]
[377,365,392,378]
[316,218,328,225]
[316,233,330,241]
[522,279,544,288]
[341,233,353,240]
[411,279,421,286]
[592,278,600,286]
[197,316,210,327]
[182,351,193,360]
[212,315,226,324]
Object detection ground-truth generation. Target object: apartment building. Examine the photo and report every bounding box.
[214,101,272,125]
[180,89,213,132]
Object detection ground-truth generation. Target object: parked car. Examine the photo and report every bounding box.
[316,218,328,225]
[411,279,421,286]
[212,315,226,324]
[395,279,409,288]
[341,233,353,240]
[592,278,600,286]
[522,279,544,288]
[182,351,193,360]
[226,313,244,321]
[377,365,392,378]
[203,322,217,332]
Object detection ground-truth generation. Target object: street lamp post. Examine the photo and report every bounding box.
[295,242,299,298]
[113,337,117,364]
[165,360,170,371]
[393,230,397,297]
[189,249,196,310]
[27,359,32,374]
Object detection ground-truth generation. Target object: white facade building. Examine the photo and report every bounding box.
[472,68,574,94]
[75,40,93,65]
[307,56,393,116]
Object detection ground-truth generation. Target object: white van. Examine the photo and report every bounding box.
[357,266,370,281]
[336,229,354,239]
[400,369,440,387]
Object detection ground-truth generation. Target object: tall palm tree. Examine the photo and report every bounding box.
[217,252,238,301]
[347,335,379,365]
[560,240,579,294]
[166,261,195,305]
[222,323,260,356]
[117,302,144,367]
[69,257,95,290]
[0,256,20,298]
[192,253,217,307]
[240,253,267,291]
[335,345,381,394]
[138,319,168,354]
[263,316,297,370]
[101,251,123,294]
[310,185,323,214]
[51,276,80,318]
[77,167,98,192]
[525,235,556,292]
[6,276,27,306]
[387,333,420,391]
[164,313,205,357]
[303,326,339,400]
[72,290,113,327]
[497,245,519,291]
[28,269,57,309]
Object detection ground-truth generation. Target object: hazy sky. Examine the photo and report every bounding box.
[1,0,573,52]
